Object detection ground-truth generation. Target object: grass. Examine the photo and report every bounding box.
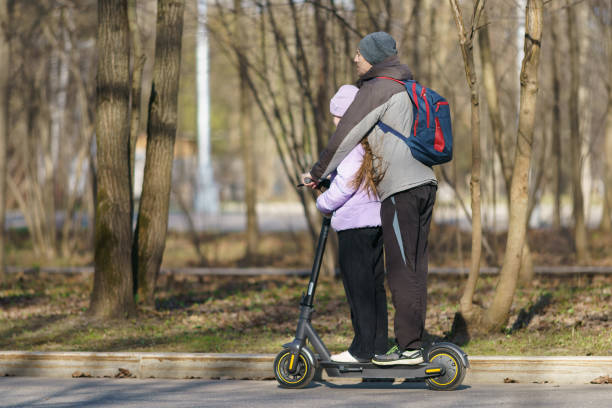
[1,272,610,356]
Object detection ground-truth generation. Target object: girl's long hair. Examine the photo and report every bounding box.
[350,139,383,197]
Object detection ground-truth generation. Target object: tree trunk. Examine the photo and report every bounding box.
[483,0,542,331]
[478,9,511,190]
[90,0,136,319]
[234,0,259,260]
[313,0,337,278]
[410,0,422,79]
[128,0,146,214]
[313,0,330,152]
[449,0,484,317]
[134,0,185,307]
[0,0,9,282]
[567,2,588,263]
[601,12,612,233]
[478,6,534,285]
[550,11,562,230]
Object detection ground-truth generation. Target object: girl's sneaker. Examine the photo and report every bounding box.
[330,350,361,363]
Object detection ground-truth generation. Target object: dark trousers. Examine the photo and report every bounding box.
[381,184,436,350]
[337,226,388,360]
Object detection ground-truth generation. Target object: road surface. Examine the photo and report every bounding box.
[0,378,610,407]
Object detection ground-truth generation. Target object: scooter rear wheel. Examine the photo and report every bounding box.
[273,348,315,389]
[425,346,466,391]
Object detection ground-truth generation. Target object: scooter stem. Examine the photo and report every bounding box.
[301,216,332,308]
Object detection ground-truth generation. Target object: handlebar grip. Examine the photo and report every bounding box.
[297,177,331,190]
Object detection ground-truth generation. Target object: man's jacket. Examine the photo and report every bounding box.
[310,56,437,201]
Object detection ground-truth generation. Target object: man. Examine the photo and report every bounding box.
[305,32,437,365]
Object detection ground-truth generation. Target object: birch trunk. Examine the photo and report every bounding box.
[134,0,185,306]
[483,0,542,331]
[90,0,136,319]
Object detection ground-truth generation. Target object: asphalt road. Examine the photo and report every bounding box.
[0,378,610,408]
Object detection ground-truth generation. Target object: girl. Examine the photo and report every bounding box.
[316,85,387,363]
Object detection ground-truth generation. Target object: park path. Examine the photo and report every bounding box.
[1,378,611,408]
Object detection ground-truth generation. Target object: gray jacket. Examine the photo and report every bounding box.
[310,56,437,201]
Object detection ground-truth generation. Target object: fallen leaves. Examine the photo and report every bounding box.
[590,375,612,384]
[115,368,135,378]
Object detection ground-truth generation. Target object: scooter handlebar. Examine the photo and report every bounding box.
[297,177,331,190]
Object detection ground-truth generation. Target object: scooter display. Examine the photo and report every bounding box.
[273,180,469,390]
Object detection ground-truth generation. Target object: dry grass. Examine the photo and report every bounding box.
[1,272,610,356]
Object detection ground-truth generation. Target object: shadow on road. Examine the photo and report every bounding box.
[315,380,471,391]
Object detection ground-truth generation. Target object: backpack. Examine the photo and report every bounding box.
[376,76,453,167]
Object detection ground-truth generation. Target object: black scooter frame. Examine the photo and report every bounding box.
[282,216,469,381]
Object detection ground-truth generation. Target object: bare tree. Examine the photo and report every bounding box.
[133,0,185,306]
[0,0,9,281]
[478,6,535,285]
[235,0,259,261]
[448,0,485,318]
[208,1,350,274]
[567,0,589,263]
[483,0,543,331]
[90,0,136,318]
[596,1,612,232]
[550,9,562,230]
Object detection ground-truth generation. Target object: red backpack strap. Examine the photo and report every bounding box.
[376,76,405,85]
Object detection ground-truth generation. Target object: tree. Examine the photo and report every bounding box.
[567,0,589,263]
[596,1,612,232]
[478,6,535,285]
[0,0,9,282]
[483,0,543,331]
[450,0,543,335]
[550,9,562,230]
[127,0,147,210]
[209,0,349,275]
[133,0,185,306]
[90,0,136,318]
[448,0,485,320]
[234,0,259,261]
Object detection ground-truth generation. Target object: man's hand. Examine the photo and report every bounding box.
[300,172,318,189]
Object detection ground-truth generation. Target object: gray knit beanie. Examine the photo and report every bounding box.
[358,32,397,65]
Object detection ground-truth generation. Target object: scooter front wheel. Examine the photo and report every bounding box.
[273,348,315,389]
[425,346,466,391]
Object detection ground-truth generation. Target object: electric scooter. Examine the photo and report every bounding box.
[273,179,469,390]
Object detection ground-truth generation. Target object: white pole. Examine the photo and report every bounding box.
[194,0,219,214]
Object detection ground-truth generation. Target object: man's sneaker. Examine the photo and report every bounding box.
[371,345,424,366]
[330,350,367,363]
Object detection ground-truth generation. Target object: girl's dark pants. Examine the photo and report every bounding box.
[337,226,388,360]
[381,183,437,351]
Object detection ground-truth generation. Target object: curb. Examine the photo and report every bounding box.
[1,352,611,385]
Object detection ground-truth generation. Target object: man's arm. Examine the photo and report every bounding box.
[310,81,390,181]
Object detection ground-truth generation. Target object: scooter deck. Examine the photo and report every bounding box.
[319,360,446,379]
